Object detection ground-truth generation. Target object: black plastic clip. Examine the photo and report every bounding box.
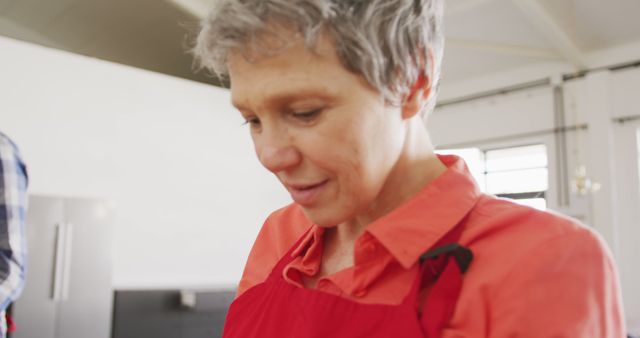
[419,243,473,274]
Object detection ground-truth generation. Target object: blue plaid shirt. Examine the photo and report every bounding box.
[0,133,28,337]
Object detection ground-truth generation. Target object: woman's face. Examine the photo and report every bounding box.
[228,32,407,227]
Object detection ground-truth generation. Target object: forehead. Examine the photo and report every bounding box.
[227,31,350,109]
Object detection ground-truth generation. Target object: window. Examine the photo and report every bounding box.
[485,145,548,210]
[437,144,549,210]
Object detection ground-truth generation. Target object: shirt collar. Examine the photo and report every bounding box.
[366,154,482,269]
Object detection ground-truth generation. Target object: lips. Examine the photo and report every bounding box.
[286,180,328,206]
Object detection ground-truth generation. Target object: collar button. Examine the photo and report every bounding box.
[354,289,368,298]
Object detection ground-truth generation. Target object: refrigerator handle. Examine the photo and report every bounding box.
[51,223,66,301]
[61,222,74,301]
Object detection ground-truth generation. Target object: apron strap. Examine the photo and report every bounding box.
[417,222,473,337]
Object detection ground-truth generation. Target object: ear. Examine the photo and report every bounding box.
[401,48,436,119]
[401,72,432,119]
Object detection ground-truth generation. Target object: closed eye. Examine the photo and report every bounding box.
[292,109,321,122]
[242,117,261,128]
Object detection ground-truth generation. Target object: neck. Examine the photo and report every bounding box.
[327,117,447,250]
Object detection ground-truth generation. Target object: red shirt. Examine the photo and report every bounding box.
[237,155,626,337]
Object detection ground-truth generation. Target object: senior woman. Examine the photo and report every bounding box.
[194,1,625,337]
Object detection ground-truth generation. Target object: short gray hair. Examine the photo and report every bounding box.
[193,0,444,114]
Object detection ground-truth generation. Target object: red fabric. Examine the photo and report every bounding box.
[6,313,16,333]
[422,259,463,337]
[420,222,467,337]
[236,155,482,304]
[223,222,469,338]
[235,156,627,336]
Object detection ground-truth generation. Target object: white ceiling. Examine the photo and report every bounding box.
[2,0,640,93]
[0,0,216,85]
[442,0,640,83]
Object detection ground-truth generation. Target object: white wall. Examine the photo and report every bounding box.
[0,36,291,289]
[430,86,555,148]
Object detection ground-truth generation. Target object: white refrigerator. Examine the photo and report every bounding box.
[11,195,114,338]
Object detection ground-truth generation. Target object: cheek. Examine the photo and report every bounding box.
[318,120,364,173]
[251,135,268,169]
[326,124,383,195]
[251,134,260,157]
[334,115,403,198]
[299,105,395,191]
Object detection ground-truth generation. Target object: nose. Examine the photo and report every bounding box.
[255,130,301,174]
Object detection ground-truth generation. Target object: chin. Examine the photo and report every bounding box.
[298,205,345,228]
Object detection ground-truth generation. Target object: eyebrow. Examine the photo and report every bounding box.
[232,87,335,112]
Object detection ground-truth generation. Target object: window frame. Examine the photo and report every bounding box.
[436,134,559,211]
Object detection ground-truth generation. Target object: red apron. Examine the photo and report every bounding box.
[223,222,472,338]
